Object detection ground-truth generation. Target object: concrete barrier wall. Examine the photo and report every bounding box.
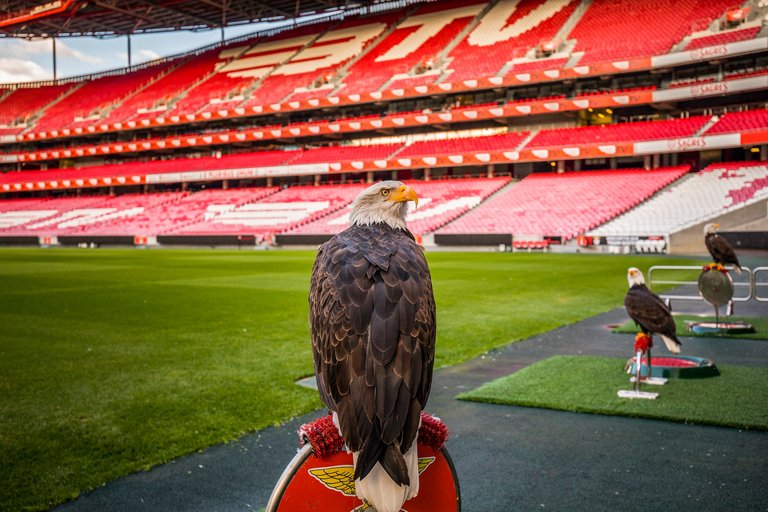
[669,197,768,254]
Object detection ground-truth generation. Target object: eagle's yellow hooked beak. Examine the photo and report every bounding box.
[713,224,720,228]
[387,185,418,208]
[628,269,636,276]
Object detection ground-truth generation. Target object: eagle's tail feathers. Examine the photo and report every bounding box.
[734,265,743,274]
[380,443,410,486]
[354,441,419,512]
[354,435,387,482]
[661,334,681,354]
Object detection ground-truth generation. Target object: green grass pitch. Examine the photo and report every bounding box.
[0,249,703,511]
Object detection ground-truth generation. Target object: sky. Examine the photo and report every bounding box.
[0,21,287,84]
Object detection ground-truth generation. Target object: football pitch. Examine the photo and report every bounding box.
[0,248,704,511]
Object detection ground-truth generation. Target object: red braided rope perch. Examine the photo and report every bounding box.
[298,412,449,459]
[634,332,653,354]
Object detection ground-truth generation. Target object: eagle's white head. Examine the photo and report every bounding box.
[349,180,418,230]
[704,223,720,235]
[627,267,645,287]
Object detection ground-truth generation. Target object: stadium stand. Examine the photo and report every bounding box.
[289,143,402,165]
[505,57,569,74]
[277,13,405,104]
[30,62,176,134]
[567,0,735,64]
[0,150,301,187]
[99,46,245,125]
[289,177,510,236]
[397,132,529,157]
[337,0,486,95]
[72,188,277,236]
[167,23,335,117]
[446,0,579,83]
[436,167,689,239]
[0,195,112,232]
[525,116,711,148]
[170,183,367,236]
[0,84,74,129]
[705,109,768,135]
[589,162,768,236]
[685,26,761,50]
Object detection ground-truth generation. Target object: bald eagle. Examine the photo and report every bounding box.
[309,181,435,512]
[624,268,681,354]
[704,223,742,274]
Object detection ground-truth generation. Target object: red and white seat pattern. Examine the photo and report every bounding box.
[289,177,510,237]
[0,196,113,232]
[337,0,487,95]
[170,183,366,236]
[290,143,402,165]
[446,0,579,83]
[437,167,689,239]
[397,132,529,158]
[80,188,277,236]
[567,0,735,65]
[168,24,334,117]
[525,116,710,148]
[589,162,768,236]
[29,62,176,135]
[0,84,74,129]
[277,13,404,104]
[706,109,768,135]
[685,26,761,50]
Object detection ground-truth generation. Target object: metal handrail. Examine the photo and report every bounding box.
[648,265,753,302]
[753,267,768,302]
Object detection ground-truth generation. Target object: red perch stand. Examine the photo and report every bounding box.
[266,412,460,512]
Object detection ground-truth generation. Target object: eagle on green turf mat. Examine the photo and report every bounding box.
[704,223,742,274]
[309,181,436,512]
[624,268,681,354]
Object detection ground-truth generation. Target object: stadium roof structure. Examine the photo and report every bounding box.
[0,0,381,38]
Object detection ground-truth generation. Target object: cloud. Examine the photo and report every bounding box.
[138,49,160,60]
[0,58,51,83]
[56,41,103,65]
[0,39,102,65]
[0,39,52,57]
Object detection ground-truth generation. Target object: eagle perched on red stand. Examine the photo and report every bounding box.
[309,181,436,512]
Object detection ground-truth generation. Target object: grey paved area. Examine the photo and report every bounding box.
[54,258,768,512]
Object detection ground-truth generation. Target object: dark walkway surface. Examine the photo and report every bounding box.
[55,266,768,512]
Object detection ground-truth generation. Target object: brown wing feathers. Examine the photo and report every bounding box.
[624,284,679,343]
[309,223,435,486]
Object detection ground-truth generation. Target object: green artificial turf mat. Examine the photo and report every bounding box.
[613,315,768,340]
[458,355,768,431]
[0,249,703,511]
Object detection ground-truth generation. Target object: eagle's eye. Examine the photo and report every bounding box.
[380,189,390,197]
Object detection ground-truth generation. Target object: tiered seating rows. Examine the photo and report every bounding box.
[172,183,366,235]
[2,0,753,137]
[706,108,768,135]
[437,167,689,239]
[685,26,761,50]
[589,162,768,236]
[290,143,403,164]
[398,132,529,157]
[100,46,241,125]
[0,84,74,126]
[0,150,300,185]
[447,0,579,83]
[290,177,510,236]
[31,62,176,134]
[338,0,486,95]
[526,116,710,148]
[568,0,735,65]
